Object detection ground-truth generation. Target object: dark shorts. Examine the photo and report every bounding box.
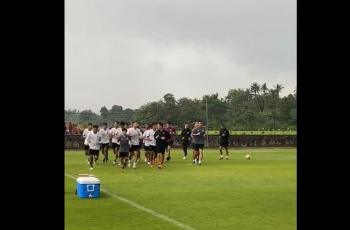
[168,141,174,147]
[84,145,89,151]
[156,145,167,154]
[192,143,204,151]
[149,145,157,153]
[111,143,120,149]
[119,152,129,158]
[88,149,100,156]
[144,145,150,151]
[130,145,140,152]
[220,141,229,148]
[101,143,109,149]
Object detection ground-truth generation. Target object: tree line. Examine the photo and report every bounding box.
[65,83,296,131]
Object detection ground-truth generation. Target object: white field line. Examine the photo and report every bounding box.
[65,173,196,230]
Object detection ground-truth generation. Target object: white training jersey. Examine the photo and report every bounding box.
[82,129,91,145]
[110,127,118,143]
[143,129,151,146]
[115,127,123,144]
[99,128,110,144]
[127,128,142,146]
[148,129,156,146]
[86,132,101,150]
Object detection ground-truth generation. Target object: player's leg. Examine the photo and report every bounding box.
[120,154,124,169]
[119,152,127,169]
[156,153,160,168]
[132,146,138,169]
[102,144,106,163]
[111,143,116,157]
[84,145,90,163]
[116,144,121,165]
[103,144,108,163]
[192,144,196,164]
[111,143,116,163]
[198,145,204,165]
[144,146,149,163]
[182,142,187,159]
[219,145,224,160]
[195,145,201,163]
[94,150,99,165]
[88,150,94,170]
[123,155,127,168]
[150,146,156,166]
[166,144,171,162]
[150,150,155,166]
[162,152,165,167]
[128,151,132,167]
[225,145,229,159]
[105,143,109,163]
[136,147,141,162]
[158,152,165,169]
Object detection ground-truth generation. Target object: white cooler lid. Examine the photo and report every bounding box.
[77,176,100,184]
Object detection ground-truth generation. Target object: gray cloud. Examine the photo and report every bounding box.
[65,0,296,112]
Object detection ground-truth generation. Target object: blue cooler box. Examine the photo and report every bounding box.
[76,176,100,198]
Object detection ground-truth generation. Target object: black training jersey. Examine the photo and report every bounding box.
[181,128,192,143]
[154,129,171,147]
[219,128,230,141]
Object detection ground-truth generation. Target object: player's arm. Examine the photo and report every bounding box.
[98,134,102,143]
[191,129,199,136]
[138,130,143,139]
[180,129,185,140]
[143,132,149,141]
[86,133,91,144]
[126,129,133,137]
[165,131,172,142]
[154,131,160,140]
[109,130,114,139]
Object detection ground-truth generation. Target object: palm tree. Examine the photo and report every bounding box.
[249,82,263,112]
[250,82,260,97]
[261,83,268,95]
[273,84,284,98]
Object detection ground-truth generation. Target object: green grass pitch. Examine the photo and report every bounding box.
[65,148,296,230]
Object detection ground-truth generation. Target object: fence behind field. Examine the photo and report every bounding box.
[65,134,296,149]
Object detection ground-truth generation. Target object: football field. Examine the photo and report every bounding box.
[65,148,296,230]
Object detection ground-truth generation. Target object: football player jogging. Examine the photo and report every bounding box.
[110,121,120,163]
[117,128,130,169]
[165,121,176,162]
[136,123,144,162]
[191,121,206,165]
[180,123,192,159]
[114,121,126,164]
[143,124,152,163]
[154,122,171,169]
[127,121,143,169]
[191,122,198,163]
[219,124,230,160]
[86,125,101,170]
[82,123,92,163]
[100,123,110,163]
[148,123,157,166]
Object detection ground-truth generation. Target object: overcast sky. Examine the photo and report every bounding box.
[65,0,296,113]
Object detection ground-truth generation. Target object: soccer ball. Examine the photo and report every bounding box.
[245,154,251,160]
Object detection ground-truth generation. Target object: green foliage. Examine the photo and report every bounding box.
[65,83,296,130]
